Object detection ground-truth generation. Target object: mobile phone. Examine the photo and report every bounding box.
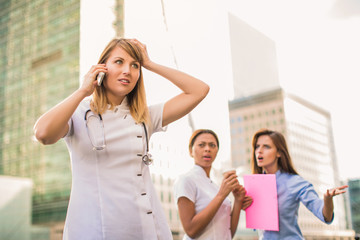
[97,72,105,86]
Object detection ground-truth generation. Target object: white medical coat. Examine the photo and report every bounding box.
[63,97,172,240]
[173,165,232,240]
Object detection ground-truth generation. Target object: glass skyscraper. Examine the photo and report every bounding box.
[0,1,124,236]
[348,179,360,235]
[1,0,80,225]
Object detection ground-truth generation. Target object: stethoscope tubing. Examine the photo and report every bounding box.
[84,109,153,165]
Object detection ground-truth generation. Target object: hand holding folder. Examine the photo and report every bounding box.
[243,174,279,231]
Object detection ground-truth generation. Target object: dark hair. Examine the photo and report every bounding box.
[251,129,298,175]
[188,129,219,155]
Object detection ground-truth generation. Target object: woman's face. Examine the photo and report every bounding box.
[104,46,141,105]
[191,133,218,169]
[255,135,280,173]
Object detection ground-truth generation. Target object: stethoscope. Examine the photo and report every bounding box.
[84,109,153,165]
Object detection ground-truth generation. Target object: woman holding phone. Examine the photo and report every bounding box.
[34,38,209,239]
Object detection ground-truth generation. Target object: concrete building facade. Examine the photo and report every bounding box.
[228,13,354,239]
[0,0,124,239]
[229,88,354,238]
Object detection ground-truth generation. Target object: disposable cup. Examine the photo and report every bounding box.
[222,169,236,177]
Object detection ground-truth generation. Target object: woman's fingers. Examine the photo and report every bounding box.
[80,64,108,96]
[241,196,253,209]
[337,185,349,191]
[327,185,349,197]
[86,64,107,82]
[130,39,151,68]
[219,173,240,197]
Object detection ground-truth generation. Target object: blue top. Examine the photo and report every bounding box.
[258,170,333,240]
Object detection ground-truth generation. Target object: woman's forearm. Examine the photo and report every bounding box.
[34,88,88,144]
[188,195,224,238]
[322,197,334,222]
[322,185,348,222]
[145,61,209,97]
[179,195,225,238]
[230,200,242,237]
[144,61,209,126]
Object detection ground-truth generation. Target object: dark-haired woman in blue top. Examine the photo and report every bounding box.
[251,129,348,240]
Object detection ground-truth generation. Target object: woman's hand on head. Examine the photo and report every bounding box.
[80,64,108,96]
[130,39,152,69]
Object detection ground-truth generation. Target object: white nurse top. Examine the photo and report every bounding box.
[63,97,172,240]
[173,165,232,240]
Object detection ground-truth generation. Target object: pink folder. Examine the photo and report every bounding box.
[243,174,279,231]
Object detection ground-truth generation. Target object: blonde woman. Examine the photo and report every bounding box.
[34,38,209,240]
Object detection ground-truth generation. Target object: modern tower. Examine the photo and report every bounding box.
[348,179,360,235]
[0,0,124,238]
[228,13,354,239]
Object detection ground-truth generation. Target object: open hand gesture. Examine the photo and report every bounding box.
[324,185,348,199]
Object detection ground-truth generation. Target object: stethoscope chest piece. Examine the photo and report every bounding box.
[142,122,153,165]
[85,109,153,165]
[142,153,153,165]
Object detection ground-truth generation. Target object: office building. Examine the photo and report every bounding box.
[228,13,280,99]
[229,88,354,238]
[0,0,124,238]
[348,179,360,235]
[228,13,354,239]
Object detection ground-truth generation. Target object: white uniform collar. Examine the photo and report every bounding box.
[193,164,210,179]
[116,96,129,110]
[107,96,129,112]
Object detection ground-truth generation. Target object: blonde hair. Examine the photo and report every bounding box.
[90,38,149,124]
